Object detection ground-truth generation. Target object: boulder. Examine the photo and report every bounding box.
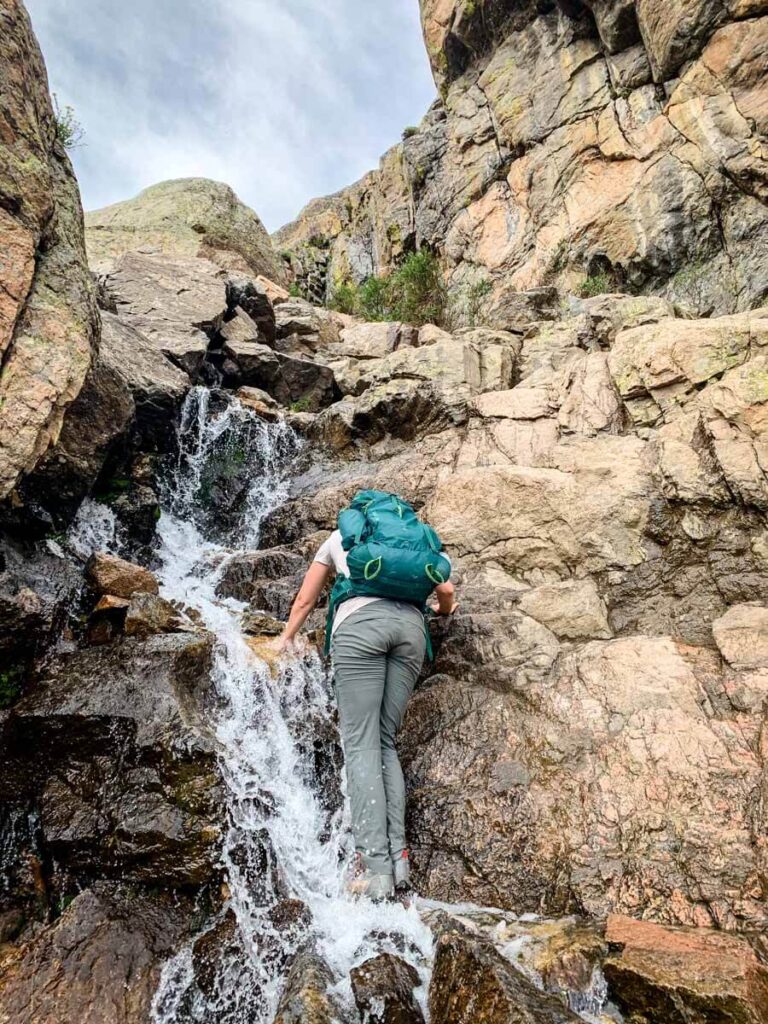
[1,633,221,886]
[273,948,346,1024]
[222,340,337,410]
[85,176,287,284]
[603,914,768,1024]
[428,917,582,1024]
[101,251,227,376]
[0,536,82,663]
[350,954,425,1024]
[226,273,277,345]
[236,385,282,422]
[124,593,198,639]
[98,311,190,445]
[86,552,159,598]
[0,883,193,1024]
[13,347,135,526]
[0,0,99,502]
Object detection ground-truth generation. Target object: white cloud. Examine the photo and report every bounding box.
[24,0,436,231]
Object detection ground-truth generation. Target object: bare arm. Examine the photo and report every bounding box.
[278,561,332,648]
[430,580,458,615]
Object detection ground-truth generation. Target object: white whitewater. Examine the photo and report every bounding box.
[151,388,433,1024]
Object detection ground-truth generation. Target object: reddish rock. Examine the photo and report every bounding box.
[86,552,159,598]
[604,915,768,1024]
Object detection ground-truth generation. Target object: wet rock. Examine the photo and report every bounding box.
[1,633,221,886]
[86,552,159,598]
[428,916,582,1024]
[0,538,81,662]
[216,548,307,617]
[85,176,287,285]
[242,611,284,636]
[0,883,193,1024]
[603,914,768,1024]
[124,592,198,639]
[273,948,347,1024]
[237,386,282,422]
[0,0,99,502]
[350,953,425,1024]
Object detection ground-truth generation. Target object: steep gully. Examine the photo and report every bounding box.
[70,386,610,1022]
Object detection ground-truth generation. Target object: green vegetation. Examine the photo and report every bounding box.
[93,475,130,504]
[463,278,493,327]
[289,396,314,413]
[52,94,85,150]
[0,664,25,709]
[402,126,419,140]
[329,250,449,328]
[578,271,614,298]
[288,282,305,299]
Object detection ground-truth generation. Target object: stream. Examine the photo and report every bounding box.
[148,388,433,1022]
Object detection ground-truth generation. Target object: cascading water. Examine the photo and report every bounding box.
[151,388,433,1024]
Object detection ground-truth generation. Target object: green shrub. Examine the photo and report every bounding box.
[329,283,358,315]
[402,126,419,140]
[463,278,493,327]
[52,94,85,150]
[578,271,614,298]
[288,282,305,299]
[328,250,449,328]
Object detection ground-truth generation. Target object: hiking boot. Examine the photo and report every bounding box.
[346,853,395,901]
[393,849,411,893]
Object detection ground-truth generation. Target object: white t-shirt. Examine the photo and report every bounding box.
[314,529,451,635]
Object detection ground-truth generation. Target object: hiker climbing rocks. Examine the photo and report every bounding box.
[276,489,458,900]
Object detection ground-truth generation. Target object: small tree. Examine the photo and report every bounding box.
[52,94,85,150]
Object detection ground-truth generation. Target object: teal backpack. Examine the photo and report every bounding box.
[324,489,451,657]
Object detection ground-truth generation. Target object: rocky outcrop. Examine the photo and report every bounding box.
[0,884,194,1024]
[1,632,222,891]
[264,297,768,930]
[276,2,768,318]
[85,177,287,285]
[0,0,99,502]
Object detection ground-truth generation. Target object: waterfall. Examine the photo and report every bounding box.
[151,388,432,1024]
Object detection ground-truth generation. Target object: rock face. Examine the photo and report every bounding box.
[85,177,287,285]
[0,0,99,502]
[268,298,768,931]
[276,3,768,317]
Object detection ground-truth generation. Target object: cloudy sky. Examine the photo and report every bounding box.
[24,0,437,231]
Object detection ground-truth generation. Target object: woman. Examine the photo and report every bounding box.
[275,507,457,900]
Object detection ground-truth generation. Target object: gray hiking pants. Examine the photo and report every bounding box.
[331,601,426,875]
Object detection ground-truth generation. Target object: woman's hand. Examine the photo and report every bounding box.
[271,633,306,655]
[430,580,458,616]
